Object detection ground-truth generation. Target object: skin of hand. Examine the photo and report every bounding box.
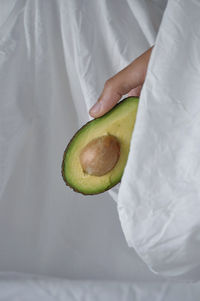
[89,46,153,118]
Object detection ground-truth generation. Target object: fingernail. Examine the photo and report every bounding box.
[89,102,101,116]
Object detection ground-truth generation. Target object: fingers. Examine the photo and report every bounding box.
[89,80,122,118]
[89,46,153,118]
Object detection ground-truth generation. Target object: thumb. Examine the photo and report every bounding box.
[89,46,153,118]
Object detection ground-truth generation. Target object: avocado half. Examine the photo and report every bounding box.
[62,97,139,195]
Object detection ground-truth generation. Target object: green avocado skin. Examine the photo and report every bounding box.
[62,97,139,195]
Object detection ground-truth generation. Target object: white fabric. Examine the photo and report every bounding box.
[118,0,200,278]
[0,272,200,301]
[0,0,164,281]
[1,0,200,285]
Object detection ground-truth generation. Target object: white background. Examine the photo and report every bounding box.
[0,0,165,281]
[1,0,200,288]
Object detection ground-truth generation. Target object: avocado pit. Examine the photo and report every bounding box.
[79,135,120,176]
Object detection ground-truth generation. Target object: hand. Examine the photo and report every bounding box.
[89,46,153,118]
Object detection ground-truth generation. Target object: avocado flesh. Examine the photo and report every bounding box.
[62,97,139,195]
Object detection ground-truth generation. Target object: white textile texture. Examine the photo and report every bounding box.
[0,272,200,301]
[2,0,200,283]
[0,0,166,281]
[118,0,200,278]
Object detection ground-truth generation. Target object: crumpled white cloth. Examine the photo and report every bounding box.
[118,0,200,278]
[1,0,200,282]
[0,272,200,301]
[0,0,165,281]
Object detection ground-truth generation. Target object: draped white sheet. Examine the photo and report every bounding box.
[0,0,163,281]
[118,0,200,279]
[0,272,200,301]
[1,0,200,287]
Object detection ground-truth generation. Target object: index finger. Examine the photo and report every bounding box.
[89,47,153,118]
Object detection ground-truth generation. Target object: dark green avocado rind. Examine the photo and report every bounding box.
[62,97,139,195]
